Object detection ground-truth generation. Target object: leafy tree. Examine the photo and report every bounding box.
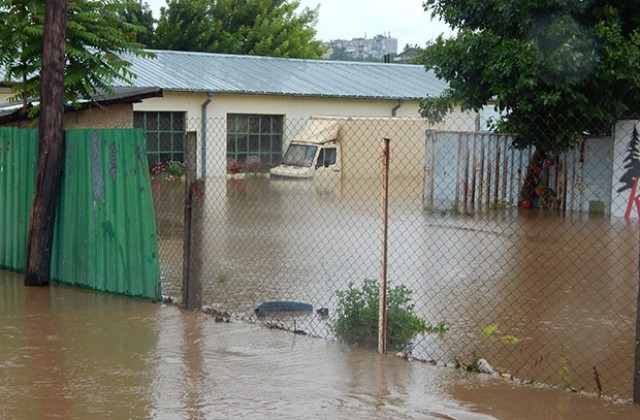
[420,1,640,154]
[119,0,156,48]
[0,0,152,115]
[154,0,324,59]
[395,44,426,64]
[328,46,351,61]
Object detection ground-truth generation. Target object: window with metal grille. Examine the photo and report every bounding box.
[226,114,283,172]
[134,111,186,164]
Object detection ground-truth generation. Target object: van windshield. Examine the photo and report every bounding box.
[282,144,318,167]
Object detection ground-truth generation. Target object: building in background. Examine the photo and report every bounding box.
[324,34,398,61]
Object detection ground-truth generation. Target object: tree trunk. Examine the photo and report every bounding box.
[519,149,546,209]
[24,0,68,287]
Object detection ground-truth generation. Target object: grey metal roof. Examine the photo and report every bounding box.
[0,87,162,123]
[118,50,447,100]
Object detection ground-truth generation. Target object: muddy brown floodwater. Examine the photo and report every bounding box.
[2,270,640,419]
[154,176,640,397]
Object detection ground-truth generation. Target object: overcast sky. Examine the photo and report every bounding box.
[145,0,455,49]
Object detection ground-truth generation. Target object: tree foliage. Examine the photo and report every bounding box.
[154,0,324,59]
[119,0,156,48]
[0,0,152,115]
[421,1,640,153]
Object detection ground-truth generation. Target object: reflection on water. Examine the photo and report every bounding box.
[154,175,640,398]
[2,270,640,419]
[0,273,157,419]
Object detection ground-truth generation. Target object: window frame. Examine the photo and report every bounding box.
[226,113,284,171]
[134,111,186,164]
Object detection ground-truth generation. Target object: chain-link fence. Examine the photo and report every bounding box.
[152,115,640,400]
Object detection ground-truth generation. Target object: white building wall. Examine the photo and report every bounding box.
[611,120,639,218]
[133,91,466,177]
[132,91,426,120]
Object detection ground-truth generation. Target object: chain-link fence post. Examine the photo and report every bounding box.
[634,233,640,402]
[182,131,201,310]
[378,138,390,354]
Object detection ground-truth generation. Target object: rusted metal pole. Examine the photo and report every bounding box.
[634,229,640,402]
[25,0,68,287]
[378,138,390,354]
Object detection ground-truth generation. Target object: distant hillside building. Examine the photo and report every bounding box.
[325,34,398,60]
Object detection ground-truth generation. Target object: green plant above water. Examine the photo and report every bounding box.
[558,357,574,390]
[332,279,444,352]
[483,323,518,344]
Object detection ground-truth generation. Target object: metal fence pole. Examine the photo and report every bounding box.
[182,131,200,310]
[634,229,640,402]
[378,138,390,354]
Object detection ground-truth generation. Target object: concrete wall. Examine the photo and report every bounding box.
[64,103,133,129]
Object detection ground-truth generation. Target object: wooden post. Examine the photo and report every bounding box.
[378,138,390,354]
[25,0,68,287]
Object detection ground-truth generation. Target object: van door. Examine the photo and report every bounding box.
[314,146,341,192]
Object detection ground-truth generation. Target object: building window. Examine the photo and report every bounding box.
[226,114,283,172]
[134,111,186,164]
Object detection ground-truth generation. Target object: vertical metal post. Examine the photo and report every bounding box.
[378,138,390,354]
[183,131,199,310]
[634,229,640,402]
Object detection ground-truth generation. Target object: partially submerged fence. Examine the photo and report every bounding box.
[424,130,614,215]
[0,127,161,299]
[152,115,640,399]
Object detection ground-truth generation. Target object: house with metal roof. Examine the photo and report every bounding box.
[112,50,476,175]
[0,49,476,175]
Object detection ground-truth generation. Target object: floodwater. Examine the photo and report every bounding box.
[2,270,640,419]
[153,176,640,398]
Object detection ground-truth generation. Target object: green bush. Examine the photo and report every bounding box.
[332,279,430,352]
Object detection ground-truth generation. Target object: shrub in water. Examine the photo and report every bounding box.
[332,279,428,352]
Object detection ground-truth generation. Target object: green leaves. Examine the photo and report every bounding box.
[333,279,441,352]
[422,1,640,153]
[154,0,323,59]
[0,0,152,114]
[482,323,518,344]
[482,323,499,337]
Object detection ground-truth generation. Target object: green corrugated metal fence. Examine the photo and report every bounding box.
[0,127,161,300]
[0,127,38,272]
